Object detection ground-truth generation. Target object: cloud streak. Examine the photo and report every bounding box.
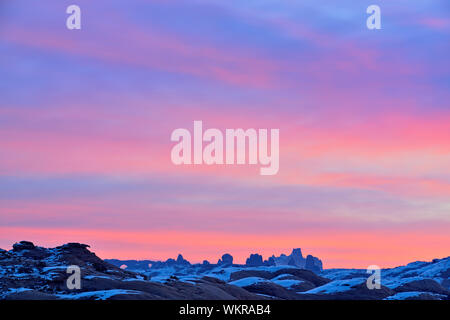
[0,0,449,267]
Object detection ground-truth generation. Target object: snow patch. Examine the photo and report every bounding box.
[229,277,268,287]
[302,278,366,294]
[57,289,142,300]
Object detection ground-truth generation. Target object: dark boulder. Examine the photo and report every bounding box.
[220,254,233,266]
[394,279,449,295]
[12,241,36,252]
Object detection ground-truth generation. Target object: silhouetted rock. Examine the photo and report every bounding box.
[287,257,297,266]
[176,254,190,266]
[246,254,264,267]
[12,241,35,252]
[59,243,90,250]
[105,259,155,271]
[305,255,321,273]
[150,254,192,269]
[221,254,233,266]
[271,248,323,272]
[264,256,276,266]
[290,248,304,263]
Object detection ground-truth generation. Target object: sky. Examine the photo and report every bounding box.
[0,0,449,268]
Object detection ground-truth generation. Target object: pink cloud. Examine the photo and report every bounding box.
[420,17,450,31]
[1,22,278,88]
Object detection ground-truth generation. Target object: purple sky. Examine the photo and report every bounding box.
[0,0,449,267]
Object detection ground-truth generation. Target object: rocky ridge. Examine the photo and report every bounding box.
[1,241,448,300]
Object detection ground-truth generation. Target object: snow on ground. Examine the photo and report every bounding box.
[320,258,450,291]
[301,278,366,294]
[57,289,142,300]
[42,266,68,271]
[0,288,32,299]
[383,258,449,280]
[83,275,114,280]
[202,267,243,281]
[382,276,428,289]
[272,279,304,288]
[320,269,365,280]
[384,291,447,300]
[419,258,450,278]
[122,278,148,282]
[229,277,268,287]
[202,265,297,282]
[271,274,294,280]
[148,275,171,283]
